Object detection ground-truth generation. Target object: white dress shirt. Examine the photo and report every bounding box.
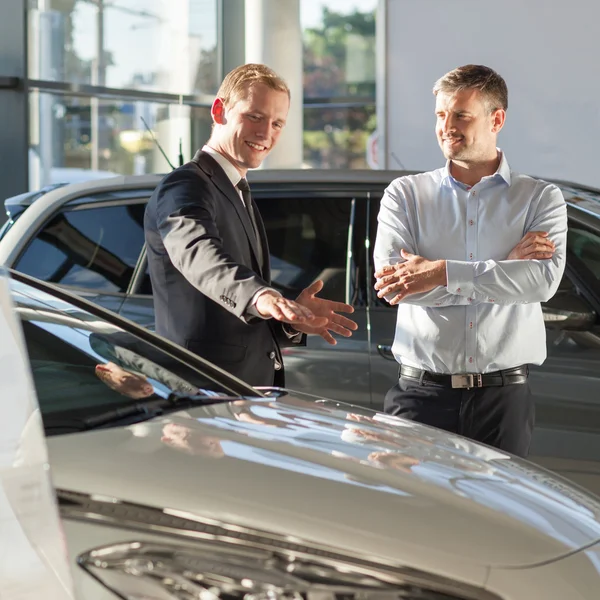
[202,145,248,206]
[374,151,568,374]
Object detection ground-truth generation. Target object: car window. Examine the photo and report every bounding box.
[14,203,146,293]
[12,282,236,434]
[568,227,600,287]
[255,196,351,302]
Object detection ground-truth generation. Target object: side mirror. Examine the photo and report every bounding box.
[543,291,596,331]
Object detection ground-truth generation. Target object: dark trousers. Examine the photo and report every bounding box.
[384,377,535,458]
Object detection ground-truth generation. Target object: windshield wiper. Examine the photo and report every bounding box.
[64,392,236,432]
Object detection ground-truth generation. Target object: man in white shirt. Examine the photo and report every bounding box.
[373,64,567,457]
[145,63,357,387]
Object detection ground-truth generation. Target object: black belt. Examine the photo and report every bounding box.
[400,365,529,388]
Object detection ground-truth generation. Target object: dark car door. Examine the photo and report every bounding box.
[528,213,600,495]
[365,197,405,409]
[254,189,373,406]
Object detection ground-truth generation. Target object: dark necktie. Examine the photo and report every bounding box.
[236,177,263,266]
[236,178,257,231]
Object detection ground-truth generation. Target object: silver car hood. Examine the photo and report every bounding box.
[48,394,600,577]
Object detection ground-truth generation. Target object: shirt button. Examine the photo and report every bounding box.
[469,357,474,363]
[468,297,472,302]
[469,220,474,226]
[469,321,473,329]
[456,287,461,292]
[469,253,473,260]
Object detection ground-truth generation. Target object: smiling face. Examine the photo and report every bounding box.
[209,82,290,175]
[435,88,505,167]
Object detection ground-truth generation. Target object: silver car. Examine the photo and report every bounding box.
[1,171,600,494]
[5,268,600,600]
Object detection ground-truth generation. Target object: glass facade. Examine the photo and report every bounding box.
[27,0,219,189]
[29,91,212,183]
[22,0,377,191]
[28,0,219,94]
[301,1,377,169]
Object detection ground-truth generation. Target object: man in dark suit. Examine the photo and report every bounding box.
[145,63,357,387]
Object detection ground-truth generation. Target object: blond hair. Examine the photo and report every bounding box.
[216,63,290,107]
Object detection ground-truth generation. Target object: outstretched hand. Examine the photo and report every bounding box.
[255,290,328,328]
[293,280,358,345]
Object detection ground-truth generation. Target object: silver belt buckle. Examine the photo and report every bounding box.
[451,374,483,389]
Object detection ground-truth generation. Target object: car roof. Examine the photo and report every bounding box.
[4,168,600,221]
[1,168,599,290]
[4,169,408,207]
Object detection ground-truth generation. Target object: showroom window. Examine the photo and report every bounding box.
[28,92,212,181]
[301,1,377,169]
[28,0,218,95]
[24,0,378,194]
[27,0,218,189]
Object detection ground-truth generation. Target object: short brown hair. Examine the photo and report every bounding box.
[433,64,508,112]
[216,63,290,107]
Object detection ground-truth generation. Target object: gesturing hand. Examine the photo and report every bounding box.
[508,231,555,260]
[374,249,446,305]
[255,290,328,328]
[293,280,358,345]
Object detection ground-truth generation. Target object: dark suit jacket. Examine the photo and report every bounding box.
[144,150,302,387]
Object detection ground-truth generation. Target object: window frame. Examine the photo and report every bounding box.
[253,189,369,307]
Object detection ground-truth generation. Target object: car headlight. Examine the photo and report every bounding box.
[59,490,500,600]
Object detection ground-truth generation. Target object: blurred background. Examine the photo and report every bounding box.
[13,0,377,198]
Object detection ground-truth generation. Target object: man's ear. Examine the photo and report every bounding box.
[211,98,227,125]
[491,108,505,133]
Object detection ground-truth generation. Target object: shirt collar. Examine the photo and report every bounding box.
[442,148,512,188]
[202,145,244,187]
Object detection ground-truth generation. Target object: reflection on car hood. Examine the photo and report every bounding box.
[48,394,600,577]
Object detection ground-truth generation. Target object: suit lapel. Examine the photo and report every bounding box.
[192,151,264,274]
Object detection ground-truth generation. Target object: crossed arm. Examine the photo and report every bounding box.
[373,185,568,307]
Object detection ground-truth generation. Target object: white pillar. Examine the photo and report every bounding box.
[245,0,303,169]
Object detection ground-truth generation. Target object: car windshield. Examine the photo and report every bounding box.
[10,277,244,435]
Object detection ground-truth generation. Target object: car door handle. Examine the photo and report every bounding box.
[377,344,395,360]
